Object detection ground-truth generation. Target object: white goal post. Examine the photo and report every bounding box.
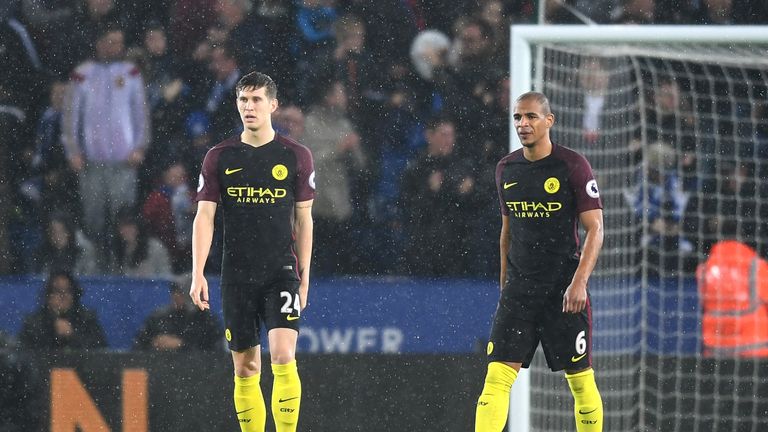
[511,25,768,150]
[508,25,768,432]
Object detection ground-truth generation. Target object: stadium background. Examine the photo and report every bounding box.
[1,0,768,430]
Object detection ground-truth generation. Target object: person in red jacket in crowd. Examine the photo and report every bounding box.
[142,162,195,273]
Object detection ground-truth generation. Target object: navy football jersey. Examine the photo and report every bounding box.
[196,134,315,284]
[496,143,602,288]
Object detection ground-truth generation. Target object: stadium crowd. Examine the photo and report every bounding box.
[1,0,767,283]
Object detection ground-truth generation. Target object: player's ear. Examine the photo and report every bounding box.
[270,98,279,113]
[546,113,555,128]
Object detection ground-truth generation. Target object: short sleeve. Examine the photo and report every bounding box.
[196,149,221,202]
[569,154,603,214]
[496,160,510,216]
[294,145,316,202]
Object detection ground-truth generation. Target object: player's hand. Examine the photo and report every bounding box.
[298,282,309,311]
[189,275,210,311]
[562,280,587,313]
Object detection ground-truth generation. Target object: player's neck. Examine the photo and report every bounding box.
[241,127,276,148]
[522,139,553,162]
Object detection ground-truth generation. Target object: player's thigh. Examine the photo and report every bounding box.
[222,283,261,352]
[268,328,298,363]
[539,295,593,372]
[487,296,542,366]
[261,279,301,333]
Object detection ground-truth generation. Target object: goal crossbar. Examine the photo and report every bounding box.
[510,25,768,147]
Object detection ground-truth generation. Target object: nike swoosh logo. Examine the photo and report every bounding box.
[286,315,300,321]
[236,408,253,415]
[278,397,299,403]
[578,407,598,415]
[225,168,243,175]
[504,182,518,189]
[571,353,587,362]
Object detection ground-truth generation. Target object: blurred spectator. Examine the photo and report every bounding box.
[33,213,97,276]
[0,330,42,431]
[296,0,337,56]
[408,28,452,118]
[181,110,214,181]
[62,23,150,268]
[409,29,450,83]
[141,22,182,111]
[629,143,692,275]
[646,78,698,191]
[295,0,338,104]
[341,0,419,65]
[426,18,504,146]
[477,0,507,40]
[29,80,81,221]
[577,58,609,145]
[399,116,480,276]
[370,88,424,220]
[68,0,126,69]
[20,0,78,76]
[449,17,504,89]
[0,5,45,113]
[110,207,173,279]
[360,88,424,274]
[168,0,217,58]
[417,0,468,32]
[328,14,383,129]
[653,0,704,23]
[304,80,366,274]
[137,22,191,201]
[18,270,107,351]
[700,0,733,24]
[215,0,293,87]
[684,162,767,258]
[273,105,306,141]
[205,42,242,142]
[732,0,768,23]
[142,162,195,273]
[612,0,656,24]
[0,85,27,274]
[134,277,221,351]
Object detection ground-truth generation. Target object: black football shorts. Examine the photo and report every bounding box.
[487,289,593,372]
[221,277,301,352]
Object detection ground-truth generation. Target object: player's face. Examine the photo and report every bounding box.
[237,86,278,132]
[512,99,554,148]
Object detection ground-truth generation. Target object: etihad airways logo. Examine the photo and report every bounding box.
[506,201,562,218]
[227,186,287,204]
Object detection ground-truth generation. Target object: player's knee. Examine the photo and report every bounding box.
[484,361,518,388]
[233,359,261,377]
[270,351,296,365]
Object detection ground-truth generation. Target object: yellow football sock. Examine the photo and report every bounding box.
[234,373,266,432]
[271,360,301,432]
[566,369,603,432]
[475,362,518,432]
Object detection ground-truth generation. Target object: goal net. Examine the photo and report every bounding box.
[510,25,768,432]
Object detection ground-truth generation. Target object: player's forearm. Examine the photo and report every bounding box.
[191,213,214,277]
[499,216,510,290]
[294,216,313,282]
[573,224,604,284]
[499,231,510,290]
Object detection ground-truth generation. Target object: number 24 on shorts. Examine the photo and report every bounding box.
[280,291,300,320]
